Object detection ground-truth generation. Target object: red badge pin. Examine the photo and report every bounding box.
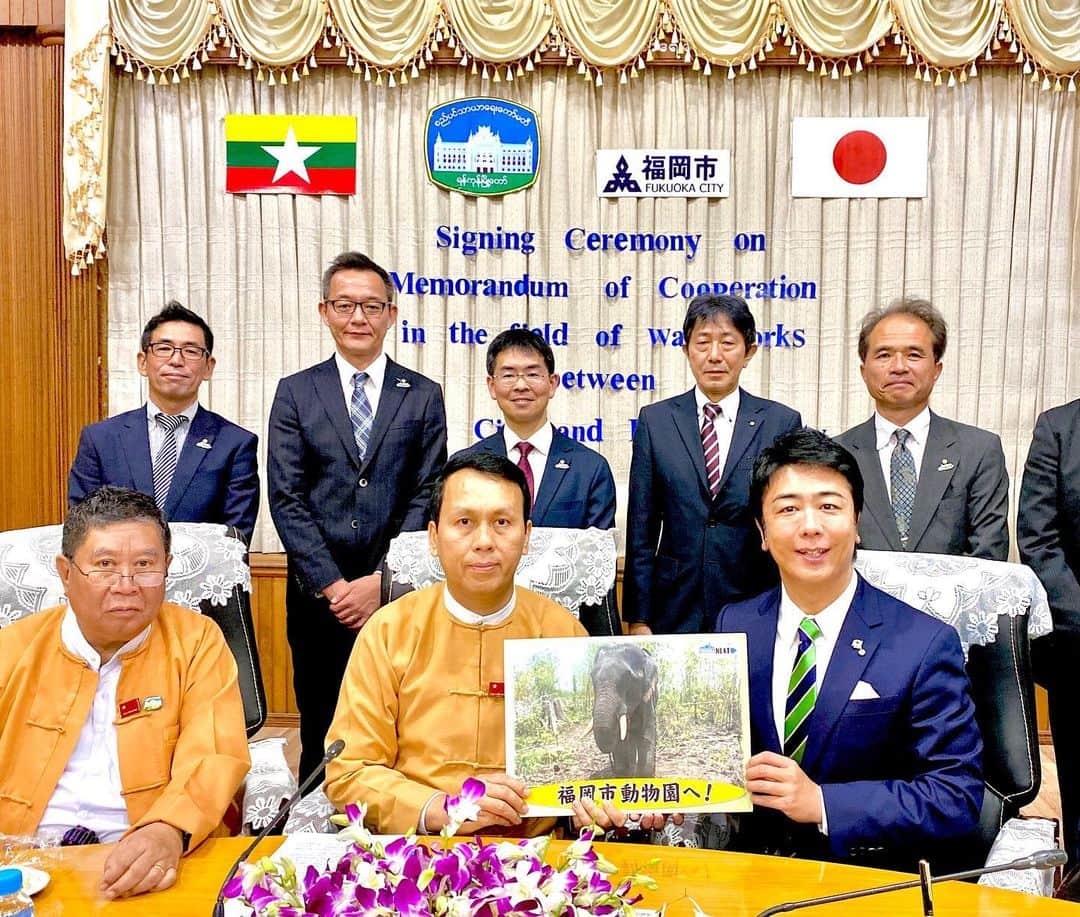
[488,682,505,697]
[118,698,141,718]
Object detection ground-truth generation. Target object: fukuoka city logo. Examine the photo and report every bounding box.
[425,98,541,197]
[603,156,642,193]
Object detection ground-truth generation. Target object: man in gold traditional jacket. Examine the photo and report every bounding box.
[325,452,597,836]
[0,486,250,898]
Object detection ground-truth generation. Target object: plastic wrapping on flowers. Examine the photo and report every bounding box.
[223,778,654,916]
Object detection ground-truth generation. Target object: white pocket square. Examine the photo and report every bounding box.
[850,680,880,700]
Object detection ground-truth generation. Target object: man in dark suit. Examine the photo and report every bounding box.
[68,302,259,545]
[1018,399,1080,864]
[268,251,447,781]
[835,299,1008,560]
[455,328,615,530]
[716,428,982,870]
[623,295,801,634]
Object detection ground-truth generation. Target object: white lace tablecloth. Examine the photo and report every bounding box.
[386,526,617,617]
[853,550,1053,653]
[0,522,251,626]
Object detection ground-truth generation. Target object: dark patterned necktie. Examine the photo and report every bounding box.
[701,402,723,496]
[516,441,535,504]
[350,372,373,461]
[890,427,917,545]
[152,413,188,507]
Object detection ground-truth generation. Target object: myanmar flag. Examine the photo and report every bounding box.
[225,114,357,194]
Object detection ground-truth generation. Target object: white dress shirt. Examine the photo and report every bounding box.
[335,351,387,419]
[503,423,554,500]
[771,570,859,835]
[874,407,931,501]
[695,386,740,476]
[146,399,198,458]
[37,610,152,843]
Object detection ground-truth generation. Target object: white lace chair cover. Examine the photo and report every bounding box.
[385,526,617,617]
[283,787,338,834]
[853,550,1053,656]
[0,522,251,624]
[243,738,299,831]
[979,817,1058,895]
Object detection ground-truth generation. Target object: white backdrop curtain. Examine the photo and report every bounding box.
[106,66,1079,553]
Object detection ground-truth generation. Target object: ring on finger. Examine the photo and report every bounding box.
[151,862,167,875]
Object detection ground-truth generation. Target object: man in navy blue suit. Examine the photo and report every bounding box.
[454,328,615,530]
[623,295,801,634]
[716,428,982,870]
[68,302,259,545]
[269,251,447,781]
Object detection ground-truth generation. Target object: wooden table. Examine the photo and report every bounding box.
[24,836,1080,915]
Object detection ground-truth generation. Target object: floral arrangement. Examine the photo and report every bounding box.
[224,779,653,916]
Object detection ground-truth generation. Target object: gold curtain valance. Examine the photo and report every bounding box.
[64,0,1080,269]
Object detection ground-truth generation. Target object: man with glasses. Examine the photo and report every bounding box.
[68,301,260,545]
[0,486,249,898]
[455,328,616,530]
[269,250,447,782]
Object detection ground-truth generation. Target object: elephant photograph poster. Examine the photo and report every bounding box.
[504,635,752,816]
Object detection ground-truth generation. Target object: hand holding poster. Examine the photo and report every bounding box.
[504,635,752,816]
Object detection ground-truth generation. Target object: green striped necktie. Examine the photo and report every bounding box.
[783,616,823,764]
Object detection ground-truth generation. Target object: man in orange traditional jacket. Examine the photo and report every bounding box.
[0,486,249,899]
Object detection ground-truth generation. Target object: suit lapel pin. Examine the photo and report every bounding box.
[395,378,411,388]
[142,695,163,711]
[195,438,212,450]
[554,459,570,470]
[937,459,955,471]
[748,420,756,427]
[851,639,866,656]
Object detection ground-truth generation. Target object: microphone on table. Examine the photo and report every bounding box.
[756,848,1067,917]
[211,739,346,917]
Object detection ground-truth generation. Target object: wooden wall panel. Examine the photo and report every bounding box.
[0,35,105,532]
[250,553,297,722]
[0,0,63,27]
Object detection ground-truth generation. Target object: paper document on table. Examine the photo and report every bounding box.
[273,832,354,874]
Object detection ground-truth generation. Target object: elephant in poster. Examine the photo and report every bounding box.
[590,644,658,777]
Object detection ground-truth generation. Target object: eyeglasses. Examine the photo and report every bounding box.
[494,370,550,386]
[324,299,392,317]
[69,559,166,588]
[145,342,210,362]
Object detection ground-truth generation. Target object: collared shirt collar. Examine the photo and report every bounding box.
[146,399,198,424]
[777,569,858,648]
[695,386,740,424]
[504,422,554,458]
[59,606,152,672]
[442,584,517,627]
[874,406,931,451]
[335,351,387,392]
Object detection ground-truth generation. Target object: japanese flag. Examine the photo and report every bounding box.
[791,117,928,198]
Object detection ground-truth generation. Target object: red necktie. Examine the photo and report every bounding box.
[516,441,535,504]
[701,403,723,496]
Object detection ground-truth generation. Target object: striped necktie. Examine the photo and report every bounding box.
[783,616,823,764]
[890,427,917,546]
[701,402,723,496]
[350,371,374,462]
[152,413,188,508]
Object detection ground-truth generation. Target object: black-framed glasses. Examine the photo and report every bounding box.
[494,369,550,386]
[145,342,210,362]
[68,559,166,588]
[324,299,392,317]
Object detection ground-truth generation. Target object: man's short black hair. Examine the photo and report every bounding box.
[429,453,531,526]
[750,428,864,524]
[140,301,214,354]
[62,486,172,559]
[485,328,556,376]
[682,294,757,350]
[321,251,394,302]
